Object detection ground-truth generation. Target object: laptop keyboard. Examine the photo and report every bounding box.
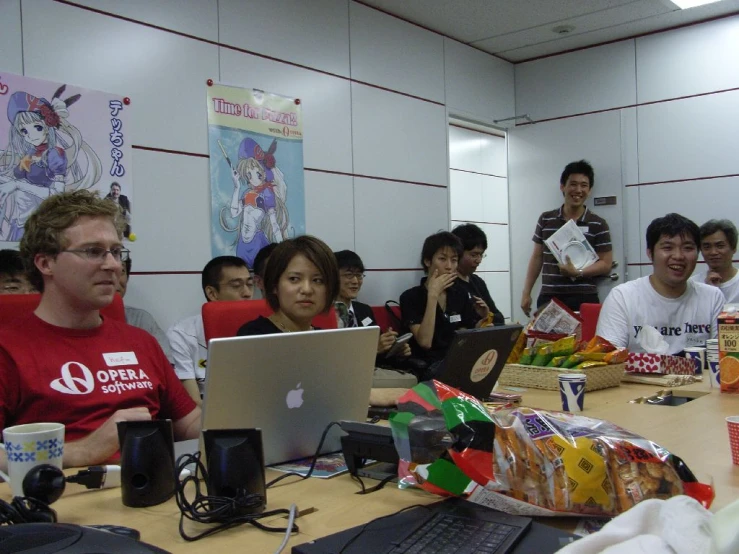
[385,512,517,554]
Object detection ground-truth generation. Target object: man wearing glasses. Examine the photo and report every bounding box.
[166,256,253,404]
[334,250,410,358]
[0,191,200,471]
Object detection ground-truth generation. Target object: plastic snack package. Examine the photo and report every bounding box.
[389,380,714,517]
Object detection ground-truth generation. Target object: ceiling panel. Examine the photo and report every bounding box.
[358,0,739,62]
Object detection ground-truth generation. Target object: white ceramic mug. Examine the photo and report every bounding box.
[1,422,65,497]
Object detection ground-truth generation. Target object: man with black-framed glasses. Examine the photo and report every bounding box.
[0,191,200,473]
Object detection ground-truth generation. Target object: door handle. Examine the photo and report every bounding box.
[609,273,619,281]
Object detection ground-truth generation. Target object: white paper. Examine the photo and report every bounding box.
[545,219,598,269]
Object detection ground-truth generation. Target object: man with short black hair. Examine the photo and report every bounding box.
[691,219,739,303]
[252,242,278,298]
[452,224,505,325]
[166,256,253,403]
[596,213,724,354]
[0,191,199,471]
[0,249,35,294]
[521,160,612,316]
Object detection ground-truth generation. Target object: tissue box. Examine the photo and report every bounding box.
[625,353,695,375]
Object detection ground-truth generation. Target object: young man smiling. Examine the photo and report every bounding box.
[596,213,724,354]
[521,160,612,316]
[691,219,739,304]
[0,191,199,471]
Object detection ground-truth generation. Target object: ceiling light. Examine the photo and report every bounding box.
[670,0,723,9]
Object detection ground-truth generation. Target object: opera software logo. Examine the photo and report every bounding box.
[50,352,152,395]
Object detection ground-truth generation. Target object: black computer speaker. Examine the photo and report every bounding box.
[117,420,175,508]
[203,428,266,516]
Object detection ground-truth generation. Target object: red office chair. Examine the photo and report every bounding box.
[580,303,602,341]
[372,304,401,332]
[202,299,271,342]
[202,299,338,343]
[0,292,126,325]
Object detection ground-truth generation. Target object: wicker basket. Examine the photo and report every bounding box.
[499,363,625,392]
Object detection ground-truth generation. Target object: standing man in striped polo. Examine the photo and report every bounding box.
[520,160,613,316]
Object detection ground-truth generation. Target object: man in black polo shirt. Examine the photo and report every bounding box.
[520,160,612,316]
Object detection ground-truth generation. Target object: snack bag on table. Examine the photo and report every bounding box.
[390,380,713,517]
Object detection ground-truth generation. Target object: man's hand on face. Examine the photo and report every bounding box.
[64,407,152,468]
[427,269,457,299]
[558,255,579,278]
[706,270,723,286]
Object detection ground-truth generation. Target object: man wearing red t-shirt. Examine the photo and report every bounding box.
[0,191,200,472]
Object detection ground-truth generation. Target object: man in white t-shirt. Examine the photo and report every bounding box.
[691,219,739,304]
[166,256,253,404]
[597,213,724,354]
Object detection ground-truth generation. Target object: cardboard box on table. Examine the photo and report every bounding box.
[625,353,695,375]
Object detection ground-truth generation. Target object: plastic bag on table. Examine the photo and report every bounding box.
[389,380,714,517]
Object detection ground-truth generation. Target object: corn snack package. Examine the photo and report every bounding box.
[389,380,714,517]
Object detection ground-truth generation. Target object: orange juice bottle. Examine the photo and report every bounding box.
[718,305,739,393]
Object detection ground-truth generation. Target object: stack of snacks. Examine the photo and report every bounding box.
[390,380,714,517]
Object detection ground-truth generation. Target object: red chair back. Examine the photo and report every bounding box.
[312,306,339,330]
[0,293,126,325]
[202,299,338,342]
[202,299,271,342]
[371,304,401,332]
[580,303,602,342]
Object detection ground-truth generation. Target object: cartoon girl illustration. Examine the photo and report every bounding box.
[220,137,288,267]
[0,86,101,241]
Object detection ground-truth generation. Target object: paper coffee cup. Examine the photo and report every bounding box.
[684,347,705,374]
[727,416,739,465]
[1,422,65,497]
[709,361,721,388]
[559,373,586,412]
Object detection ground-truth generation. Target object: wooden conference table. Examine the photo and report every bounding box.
[2,380,738,553]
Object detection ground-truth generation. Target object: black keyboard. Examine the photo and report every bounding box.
[385,512,518,554]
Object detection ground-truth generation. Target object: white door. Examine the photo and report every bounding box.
[507,111,625,321]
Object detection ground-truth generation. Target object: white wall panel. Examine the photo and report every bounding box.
[515,41,636,121]
[624,186,641,267]
[23,0,217,154]
[361,270,425,307]
[220,49,353,173]
[637,91,739,184]
[0,0,22,75]
[350,3,444,103]
[68,0,219,41]
[449,126,483,172]
[354,178,448,269]
[352,84,448,185]
[449,172,483,223]
[444,39,515,126]
[125,274,203,333]
[219,0,349,78]
[129,149,211,272]
[638,177,739,263]
[482,176,509,224]
[304,171,354,250]
[479,272,511,319]
[636,16,739,103]
[478,224,510,272]
[481,135,507,177]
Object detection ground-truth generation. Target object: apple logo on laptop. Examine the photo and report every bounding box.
[286,383,304,409]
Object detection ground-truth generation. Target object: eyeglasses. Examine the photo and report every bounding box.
[340,272,365,281]
[468,252,487,261]
[61,246,130,262]
[220,278,253,292]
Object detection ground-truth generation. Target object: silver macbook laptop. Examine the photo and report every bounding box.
[201,327,379,466]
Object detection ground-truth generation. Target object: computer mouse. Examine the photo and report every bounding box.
[0,523,170,553]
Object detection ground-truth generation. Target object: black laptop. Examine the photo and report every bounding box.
[292,497,578,554]
[432,324,522,399]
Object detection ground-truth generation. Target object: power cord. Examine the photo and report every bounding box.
[174,451,298,544]
[0,497,57,525]
[266,421,341,488]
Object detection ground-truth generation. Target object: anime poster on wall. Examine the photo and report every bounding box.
[207,83,305,268]
[0,72,133,242]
